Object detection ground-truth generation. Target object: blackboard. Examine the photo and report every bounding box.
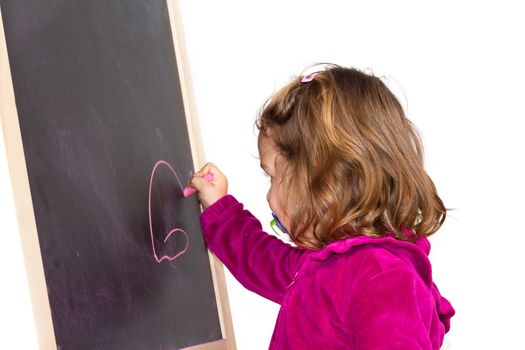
[0,1,228,349]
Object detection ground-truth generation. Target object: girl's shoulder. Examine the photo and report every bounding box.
[306,234,433,286]
[298,234,454,335]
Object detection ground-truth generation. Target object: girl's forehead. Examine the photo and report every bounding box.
[257,133,272,152]
[258,135,277,168]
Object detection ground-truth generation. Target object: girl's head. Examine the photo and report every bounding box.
[256,64,447,249]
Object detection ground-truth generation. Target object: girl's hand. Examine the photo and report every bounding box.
[189,162,228,209]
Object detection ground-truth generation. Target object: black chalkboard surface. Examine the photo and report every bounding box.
[0,1,222,349]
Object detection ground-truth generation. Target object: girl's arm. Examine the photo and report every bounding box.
[200,194,307,304]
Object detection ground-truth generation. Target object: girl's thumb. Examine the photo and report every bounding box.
[189,174,210,191]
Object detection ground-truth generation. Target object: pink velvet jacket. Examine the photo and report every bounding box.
[200,195,455,349]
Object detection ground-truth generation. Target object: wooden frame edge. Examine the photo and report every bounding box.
[166,1,237,349]
[0,6,57,350]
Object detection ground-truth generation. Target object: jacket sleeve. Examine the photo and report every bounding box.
[344,264,442,349]
[200,195,308,304]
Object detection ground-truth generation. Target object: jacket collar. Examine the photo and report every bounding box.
[307,228,433,286]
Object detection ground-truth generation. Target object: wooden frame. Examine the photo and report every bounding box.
[0,1,236,349]
[166,1,236,349]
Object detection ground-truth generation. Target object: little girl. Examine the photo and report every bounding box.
[190,64,454,349]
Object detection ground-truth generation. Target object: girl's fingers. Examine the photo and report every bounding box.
[190,174,210,190]
[188,162,228,208]
[194,162,224,179]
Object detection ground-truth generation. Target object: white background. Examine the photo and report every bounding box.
[1,0,524,348]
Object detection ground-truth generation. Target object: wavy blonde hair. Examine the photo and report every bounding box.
[256,64,448,249]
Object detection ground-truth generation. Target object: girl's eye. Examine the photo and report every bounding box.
[261,171,274,182]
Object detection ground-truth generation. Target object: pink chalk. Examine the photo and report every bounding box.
[183,187,197,198]
[183,173,214,197]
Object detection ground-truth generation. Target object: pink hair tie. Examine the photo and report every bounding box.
[301,72,318,83]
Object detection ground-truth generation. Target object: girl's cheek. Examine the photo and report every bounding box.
[267,188,280,214]
[267,189,277,212]
[268,188,288,226]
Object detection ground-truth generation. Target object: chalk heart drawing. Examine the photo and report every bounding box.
[148,160,189,263]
